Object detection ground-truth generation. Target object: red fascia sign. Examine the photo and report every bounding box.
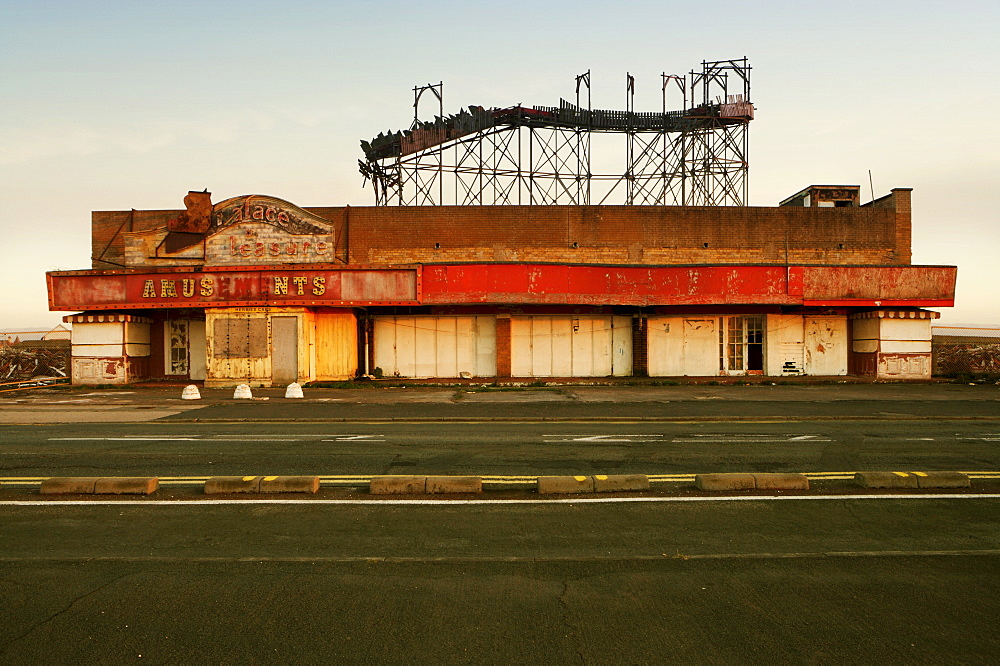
[47,267,421,310]
[47,263,956,311]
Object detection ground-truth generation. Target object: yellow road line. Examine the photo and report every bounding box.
[3,471,1000,486]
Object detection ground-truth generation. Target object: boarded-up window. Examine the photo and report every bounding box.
[213,318,268,358]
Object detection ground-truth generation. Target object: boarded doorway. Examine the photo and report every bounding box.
[271,316,298,385]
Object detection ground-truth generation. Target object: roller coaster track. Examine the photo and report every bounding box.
[361,97,753,162]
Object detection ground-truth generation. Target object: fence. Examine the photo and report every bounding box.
[933,336,1000,377]
[0,340,71,382]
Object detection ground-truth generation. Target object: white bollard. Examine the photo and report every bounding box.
[284,382,304,399]
[233,383,253,399]
[181,384,201,400]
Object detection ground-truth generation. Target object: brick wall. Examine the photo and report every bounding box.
[343,202,905,266]
[91,190,911,270]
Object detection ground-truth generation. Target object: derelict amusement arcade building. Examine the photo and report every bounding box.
[46,185,955,386]
[45,61,956,385]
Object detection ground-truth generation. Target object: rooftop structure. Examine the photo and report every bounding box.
[360,58,753,207]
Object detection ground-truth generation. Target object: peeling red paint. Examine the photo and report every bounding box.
[47,263,956,311]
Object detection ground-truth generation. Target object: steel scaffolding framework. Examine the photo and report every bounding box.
[360,58,752,206]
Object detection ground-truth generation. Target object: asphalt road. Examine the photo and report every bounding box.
[2,497,999,662]
[1,420,998,480]
[2,385,998,663]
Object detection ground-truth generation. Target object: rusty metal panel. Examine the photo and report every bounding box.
[213,318,248,358]
[168,191,213,234]
[212,318,266,358]
[422,264,797,306]
[802,266,956,303]
[47,268,420,310]
[48,264,957,311]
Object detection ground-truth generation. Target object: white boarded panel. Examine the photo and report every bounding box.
[124,322,150,344]
[510,317,532,377]
[189,320,207,381]
[880,317,932,342]
[611,316,632,376]
[124,343,151,357]
[455,317,475,377]
[682,318,718,376]
[766,314,805,376]
[473,316,497,377]
[550,317,573,377]
[375,315,496,378]
[647,316,684,376]
[513,315,627,377]
[73,344,126,358]
[804,316,847,376]
[571,317,593,377]
[413,317,437,378]
[533,317,554,377]
[881,340,931,354]
[593,317,614,376]
[373,317,400,377]
[436,317,458,378]
[72,322,124,345]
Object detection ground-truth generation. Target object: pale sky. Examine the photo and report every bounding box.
[2,0,998,328]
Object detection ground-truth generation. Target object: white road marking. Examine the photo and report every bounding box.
[321,435,386,442]
[542,434,664,442]
[672,434,831,443]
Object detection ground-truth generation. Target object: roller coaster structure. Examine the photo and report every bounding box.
[359,58,752,207]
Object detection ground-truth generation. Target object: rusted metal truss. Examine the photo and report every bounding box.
[360,58,752,206]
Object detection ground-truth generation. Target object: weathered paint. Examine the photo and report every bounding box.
[878,353,931,379]
[71,357,149,384]
[646,316,718,376]
[48,264,955,311]
[848,314,934,379]
[203,307,316,388]
[421,264,953,306]
[764,314,806,376]
[47,267,420,310]
[314,310,358,381]
[802,266,956,303]
[422,265,799,306]
[803,316,848,376]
